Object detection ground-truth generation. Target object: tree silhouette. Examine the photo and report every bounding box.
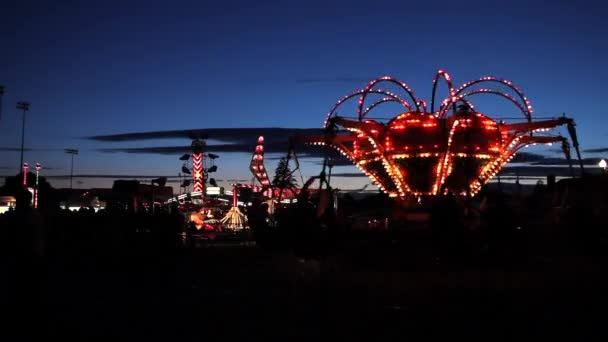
[0,172,59,209]
[272,157,297,193]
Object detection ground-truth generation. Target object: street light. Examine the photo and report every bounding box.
[65,149,79,189]
[17,101,30,172]
[0,86,5,121]
[599,159,607,174]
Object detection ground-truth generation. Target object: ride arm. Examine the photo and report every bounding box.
[517,135,565,145]
[297,176,322,199]
[499,117,572,134]
[329,117,385,134]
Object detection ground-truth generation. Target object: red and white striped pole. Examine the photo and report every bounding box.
[34,163,41,208]
[22,162,29,187]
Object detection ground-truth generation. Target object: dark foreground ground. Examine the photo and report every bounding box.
[3,233,608,341]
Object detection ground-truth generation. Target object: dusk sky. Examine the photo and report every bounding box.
[1,0,607,190]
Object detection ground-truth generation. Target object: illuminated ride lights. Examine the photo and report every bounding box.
[305,70,576,198]
[34,163,41,209]
[250,136,271,188]
[249,136,300,199]
[191,139,205,194]
[22,162,29,187]
[220,185,248,230]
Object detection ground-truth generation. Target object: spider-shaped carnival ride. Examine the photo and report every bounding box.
[304,70,583,199]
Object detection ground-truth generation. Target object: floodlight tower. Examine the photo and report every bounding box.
[0,86,5,121]
[17,101,29,172]
[65,149,79,189]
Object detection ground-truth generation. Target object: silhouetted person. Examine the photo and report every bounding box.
[481,192,514,264]
[565,203,598,252]
[167,204,185,250]
[293,197,320,259]
[11,189,46,257]
[6,188,47,338]
[248,202,271,246]
[430,192,464,263]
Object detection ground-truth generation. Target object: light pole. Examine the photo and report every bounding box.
[599,159,607,175]
[327,158,335,186]
[0,86,5,121]
[65,149,79,189]
[34,163,41,208]
[22,162,29,188]
[17,101,29,172]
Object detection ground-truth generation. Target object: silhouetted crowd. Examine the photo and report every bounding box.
[1,182,608,340]
[0,205,184,259]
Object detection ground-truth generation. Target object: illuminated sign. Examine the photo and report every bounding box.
[206,187,223,195]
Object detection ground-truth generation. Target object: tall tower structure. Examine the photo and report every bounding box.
[191,138,205,194]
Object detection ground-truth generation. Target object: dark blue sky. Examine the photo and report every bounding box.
[1,0,606,189]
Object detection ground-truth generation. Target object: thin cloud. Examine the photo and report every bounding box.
[100,146,203,155]
[98,141,337,158]
[330,166,595,179]
[509,152,547,163]
[0,147,62,152]
[91,128,599,177]
[549,148,569,155]
[0,147,31,152]
[88,127,325,143]
[311,158,356,167]
[97,142,574,170]
[99,143,293,155]
[331,172,369,178]
[500,165,598,177]
[529,157,604,166]
[583,147,608,153]
[316,167,597,179]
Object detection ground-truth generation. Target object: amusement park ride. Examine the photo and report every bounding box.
[191,138,205,194]
[173,69,584,231]
[178,134,302,230]
[221,135,303,229]
[176,136,220,197]
[303,70,583,199]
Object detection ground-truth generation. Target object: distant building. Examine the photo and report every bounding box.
[111,180,173,211]
[55,181,173,212]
